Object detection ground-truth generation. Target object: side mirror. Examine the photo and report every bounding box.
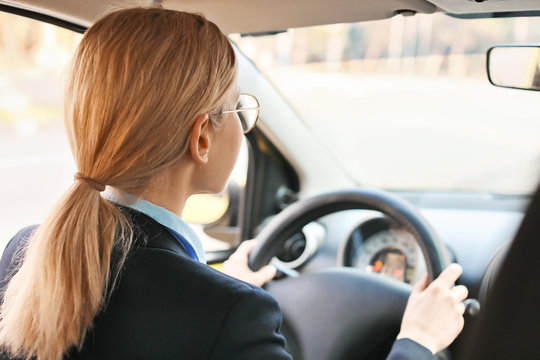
[487,45,540,92]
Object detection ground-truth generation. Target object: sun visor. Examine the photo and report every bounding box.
[164,0,437,35]
[427,0,540,15]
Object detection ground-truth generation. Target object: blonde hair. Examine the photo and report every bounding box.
[0,8,236,360]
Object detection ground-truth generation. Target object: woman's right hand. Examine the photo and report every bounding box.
[397,263,469,354]
[222,239,277,287]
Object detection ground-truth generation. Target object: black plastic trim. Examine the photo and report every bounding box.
[240,30,287,37]
[243,128,300,239]
[448,11,540,19]
[0,3,86,33]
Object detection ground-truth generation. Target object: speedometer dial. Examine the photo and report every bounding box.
[352,229,426,284]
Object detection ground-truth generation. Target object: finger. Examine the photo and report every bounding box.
[450,285,469,302]
[253,265,277,286]
[412,273,428,294]
[231,239,257,259]
[431,263,463,289]
[456,301,466,315]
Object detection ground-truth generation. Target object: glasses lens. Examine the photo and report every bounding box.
[237,94,259,133]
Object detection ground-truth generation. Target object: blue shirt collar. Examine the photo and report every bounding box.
[104,190,206,263]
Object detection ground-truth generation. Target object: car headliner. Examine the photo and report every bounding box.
[1,0,540,34]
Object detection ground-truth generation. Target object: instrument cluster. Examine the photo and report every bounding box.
[339,216,427,284]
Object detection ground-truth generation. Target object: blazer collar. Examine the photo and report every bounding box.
[104,190,206,263]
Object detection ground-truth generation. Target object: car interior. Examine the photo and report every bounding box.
[1,0,540,359]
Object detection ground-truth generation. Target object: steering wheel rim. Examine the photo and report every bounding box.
[248,188,451,360]
[249,187,450,281]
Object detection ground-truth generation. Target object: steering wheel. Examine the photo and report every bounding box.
[248,188,450,360]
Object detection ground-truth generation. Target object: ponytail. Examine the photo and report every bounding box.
[0,181,132,359]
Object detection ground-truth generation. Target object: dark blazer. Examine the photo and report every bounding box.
[0,207,433,360]
[0,208,292,360]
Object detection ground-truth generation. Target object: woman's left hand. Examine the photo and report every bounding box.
[222,239,277,287]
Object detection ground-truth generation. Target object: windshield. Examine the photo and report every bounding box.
[231,14,540,195]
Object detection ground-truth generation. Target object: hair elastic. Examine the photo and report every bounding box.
[74,173,106,192]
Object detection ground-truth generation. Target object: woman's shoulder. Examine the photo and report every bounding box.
[89,245,284,359]
[124,206,259,296]
[0,225,37,292]
[123,238,260,300]
[1,225,37,257]
[88,234,282,359]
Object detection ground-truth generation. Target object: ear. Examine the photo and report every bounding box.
[189,113,211,165]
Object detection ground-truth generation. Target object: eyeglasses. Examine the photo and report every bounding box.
[222,93,260,134]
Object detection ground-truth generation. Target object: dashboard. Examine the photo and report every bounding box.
[275,191,527,300]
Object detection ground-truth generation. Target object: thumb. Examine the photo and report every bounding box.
[412,274,428,294]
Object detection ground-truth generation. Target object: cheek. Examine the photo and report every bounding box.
[210,114,243,190]
[226,114,244,166]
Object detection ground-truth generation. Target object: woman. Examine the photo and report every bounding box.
[0,8,467,360]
